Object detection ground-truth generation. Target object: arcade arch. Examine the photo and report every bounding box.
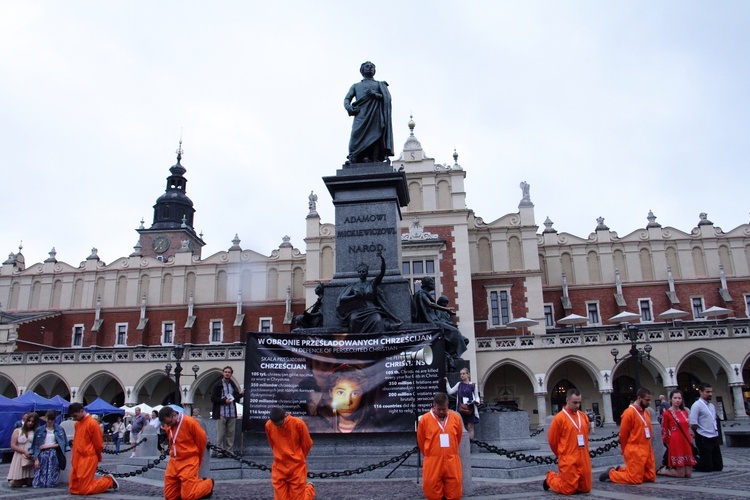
[78,371,125,407]
[26,371,70,400]
[481,360,535,411]
[0,373,18,398]
[675,349,732,415]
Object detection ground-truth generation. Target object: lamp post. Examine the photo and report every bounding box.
[164,343,199,405]
[610,324,652,394]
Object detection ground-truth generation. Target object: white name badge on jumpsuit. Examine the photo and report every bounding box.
[563,407,584,448]
[630,404,650,439]
[431,410,451,448]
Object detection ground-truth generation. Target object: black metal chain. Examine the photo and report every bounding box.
[308,447,419,479]
[96,450,169,478]
[589,431,619,442]
[102,437,148,455]
[471,436,620,465]
[529,428,545,437]
[206,442,419,478]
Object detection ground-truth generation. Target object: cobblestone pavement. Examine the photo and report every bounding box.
[2,445,749,499]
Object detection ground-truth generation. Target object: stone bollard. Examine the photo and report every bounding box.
[138,425,160,457]
[460,425,473,496]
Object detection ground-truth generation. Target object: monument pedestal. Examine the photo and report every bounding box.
[320,163,412,328]
[475,412,540,452]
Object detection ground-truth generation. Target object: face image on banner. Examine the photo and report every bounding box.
[243,328,444,433]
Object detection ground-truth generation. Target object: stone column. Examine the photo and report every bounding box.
[600,390,615,427]
[730,383,749,420]
[535,392,548,427]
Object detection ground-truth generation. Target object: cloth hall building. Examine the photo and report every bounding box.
[2,123,749,428]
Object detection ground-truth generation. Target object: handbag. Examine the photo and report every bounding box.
[21,454,34,467]
[56,446,67,471]
[458,403,473,416]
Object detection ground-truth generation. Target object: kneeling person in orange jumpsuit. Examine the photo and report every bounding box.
[544,388,592,494]
[417,392,463,500]
[159,406,214,500]
[68,402,118,495]
[601,387,656,485]
[265,406,315,500]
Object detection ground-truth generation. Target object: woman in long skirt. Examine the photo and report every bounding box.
[31,410,68,488]
[658,390,697,478]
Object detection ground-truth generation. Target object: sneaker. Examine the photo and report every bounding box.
[599,467,613,482]
[109,475,119,490]
[542,479,550,491]
[130,452,136,458]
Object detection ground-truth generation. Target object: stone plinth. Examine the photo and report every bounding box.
[319,163,412,328]
[475,412,540,452]
[137,425,160,457]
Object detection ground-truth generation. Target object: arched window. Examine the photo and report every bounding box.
[185,272,196,303]
[613,249,628,281]
[320,246,334,281]
[561,252,575,283]
[408,181,423,211]
[478,237,492,272]
[639,248,654,281]
[267,269,279,300]
[692,247,707,277]
[587,250,601,283]
[116,276,127,307]
[436,180,451,210]
[94,277,105,307]
[241,269,253,299]
[292,267,304,298]
[216,270,228,302]
[72,279,84,308]
[508,236,523,270]
[718,245,733,275]
[539,254,548,285]
[51,280,62,308]
[666,247,681,278]
[30,281,41,310]
[161,273,173,305]
[8,282,20,310]
[138,274,149,304]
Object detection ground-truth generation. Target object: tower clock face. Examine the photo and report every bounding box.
[152,236,170,254]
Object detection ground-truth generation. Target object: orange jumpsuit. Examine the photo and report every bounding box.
[545,408,592,494]
[609,404,656,484]
[164,414,213,500]
[265,414,315,500]
[417,409,463,500]
[69,413,115,495]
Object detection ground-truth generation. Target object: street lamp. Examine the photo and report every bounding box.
[164,343,199,405]
[610,324,652,393]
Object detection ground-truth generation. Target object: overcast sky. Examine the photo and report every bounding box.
[2,1,748,266]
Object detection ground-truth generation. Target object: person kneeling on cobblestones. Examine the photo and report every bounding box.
[159,406,213,500]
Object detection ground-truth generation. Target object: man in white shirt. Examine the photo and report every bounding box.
[689,383,723,472]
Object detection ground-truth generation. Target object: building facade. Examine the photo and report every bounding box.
[2,122,749,427]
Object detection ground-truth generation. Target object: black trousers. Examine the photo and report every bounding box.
[694,433,723,472]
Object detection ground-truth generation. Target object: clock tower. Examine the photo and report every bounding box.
[137,142,205,261]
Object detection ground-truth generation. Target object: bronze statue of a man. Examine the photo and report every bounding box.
[344,61,394,164]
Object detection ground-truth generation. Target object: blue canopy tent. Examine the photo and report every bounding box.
[84,398,125,416]
[0,395,26,448]
[48,395,71,413]
[12,391,65,412]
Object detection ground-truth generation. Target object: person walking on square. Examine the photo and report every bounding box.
[159,406,214,500]
[109,416,125,453]
[543,389,592,494]
[690,383,723,472]
[657,389,696,478]
[67,403,118,495]
[211,365,242,455]
[129,407,147,458]
[417,392,463,500]
[600,387,656,485]
[265,406,316,500]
